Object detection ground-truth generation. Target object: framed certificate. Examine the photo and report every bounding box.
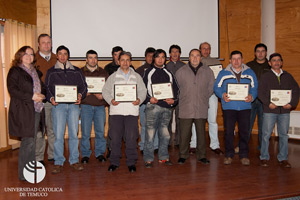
[55,85,77,103]
[209,64,223,79]
[114,84,137,102]
[86,77,105,93]
[227,83,249,101]
[151,82,174,100]
[270,90,292,106]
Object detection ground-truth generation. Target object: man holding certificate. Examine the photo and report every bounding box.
[80,50,109,164]
[102,51,146,173]
[176,49,214,165]
[45,45,87,174]
[143,49,179,168]
[214,50,258,166]
[258,53,299,168]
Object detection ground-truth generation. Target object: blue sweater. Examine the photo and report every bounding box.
[214,64,258,111]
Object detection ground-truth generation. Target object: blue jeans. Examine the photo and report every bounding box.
[139,104,158,150]
[249,98,263,149]
[52,104,80,166]
[260,113,290,162]
[80,104,106,158]
[143,104,172,162]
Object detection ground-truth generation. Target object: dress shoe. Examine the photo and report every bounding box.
[128,165,136,173]
[52,165,63,174]
[140,150,143,155]
[70,163,84,171]
[279,160,291,168]
[48,158,54,162]
[81,157,89,164]
[260,160,269,167]
[38,160,45,166]
[145,162,153,168]
[224,157,233,165]
[108,165,119,172]
[211,148,224,155]
[97,155,106,163]
[189,148,196,154]
[240,158,250,166]
[159,159,173,166]
[178,158,186,164]
[198,158,210,164]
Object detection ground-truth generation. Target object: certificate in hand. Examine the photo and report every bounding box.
[209,64,223,79]
[151,82,174,100]
[86,77,105,93]
[55,85,77,103]
[227,83,249,101]
[114,84,137,102]
[270,90,291,106]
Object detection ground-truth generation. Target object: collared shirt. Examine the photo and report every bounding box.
[271,68,283,77]
[86,64,98,72]
[39,51,51,61]
[231,66,243,83]
[188,62,203,75]
[120,69,131,81]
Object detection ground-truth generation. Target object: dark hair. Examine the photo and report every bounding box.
[169,44,181,54]
[56,45,70,58]
[153,49,167,64]
[254,43,267,52]
[86,50,98,58]
[38,33,51,43]
[118,51,132,61]
[111,46,123,55]
[269,53,283,61]
[199,42,211,50]
[230,50,243,59]
[189,49,201,57]
[12,46,36,67]
[144,47,156,57]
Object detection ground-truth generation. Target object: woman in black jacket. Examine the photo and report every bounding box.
[7,46,45,181]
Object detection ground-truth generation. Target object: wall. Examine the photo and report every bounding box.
[0,0,36,25]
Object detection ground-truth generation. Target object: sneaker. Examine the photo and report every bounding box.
[279,160,291,168]
[52,165,63,174]
[108,165,119,172]
[260,160,269,167]
[240,158,250,166]
[159,159,173,166]
[178,158,186,164]
[81,157,89,164]
[224,157,233,165]
[234,146,239,154]
[145,161,153,168]
[70,163,84,171]
[96,155,106,163]
[198,158,210,164]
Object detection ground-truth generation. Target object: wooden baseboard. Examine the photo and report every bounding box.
[0,145,11,152]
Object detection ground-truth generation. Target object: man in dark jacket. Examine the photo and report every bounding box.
[258,53,299,168]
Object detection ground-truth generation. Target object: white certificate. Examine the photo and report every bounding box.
[114,84,137,102]
[151,82,174,100]
[209,64,223,79]
[55,85,77,103]
[227,83,249,101]
[86,77,105,93]
[270,90,292,106]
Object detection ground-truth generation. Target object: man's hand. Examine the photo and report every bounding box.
[245,94,253,102]
[150,97,158,104]
[111,99,120,106]
[164,98,174,105]
[50,97,58,106]
[75,94,82,105]
[222,93,230,102]
[269,103,277,110]
[132,98,140,105]
[94,93,103,100]
[283,103,292,110]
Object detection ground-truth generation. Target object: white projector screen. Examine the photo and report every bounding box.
[51,0,219,59]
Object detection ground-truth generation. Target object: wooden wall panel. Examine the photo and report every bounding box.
[0,0,36,25]
[276,0,300,110]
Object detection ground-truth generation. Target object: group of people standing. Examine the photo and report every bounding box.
[7,34,299,180]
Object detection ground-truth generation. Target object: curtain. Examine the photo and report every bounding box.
[2,19,37,149]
